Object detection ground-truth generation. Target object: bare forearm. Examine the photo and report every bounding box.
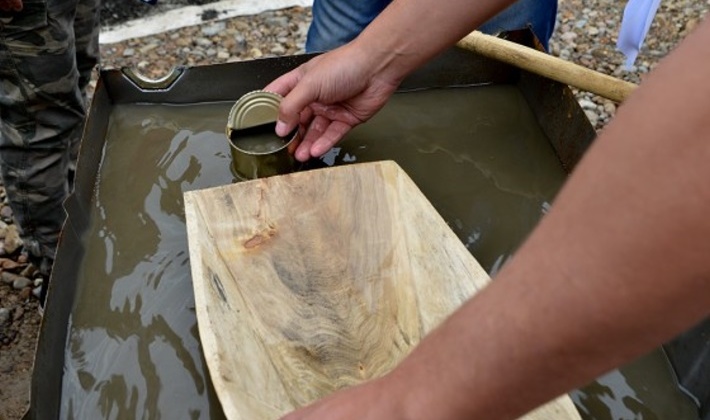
[390,19,710,420]
[352,0,517,84]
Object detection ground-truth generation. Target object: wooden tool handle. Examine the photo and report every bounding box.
[457,31,637,103]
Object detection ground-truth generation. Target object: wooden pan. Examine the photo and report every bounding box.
[184,161,581,420]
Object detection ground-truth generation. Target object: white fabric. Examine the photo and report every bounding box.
[617,0,661,68]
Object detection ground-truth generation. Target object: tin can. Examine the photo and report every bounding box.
[226,90,300,180]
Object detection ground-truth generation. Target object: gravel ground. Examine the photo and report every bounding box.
[549,0,708,129]
[99,6,311,78]
[1,1,708,419]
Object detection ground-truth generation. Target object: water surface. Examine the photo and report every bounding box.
[60,85,698,419]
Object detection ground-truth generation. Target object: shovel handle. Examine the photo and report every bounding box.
[457,31,637,103]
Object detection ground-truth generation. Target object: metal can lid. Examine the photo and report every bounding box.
[226,90,282,138]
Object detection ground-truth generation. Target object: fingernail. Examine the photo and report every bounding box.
[275,120,288,136]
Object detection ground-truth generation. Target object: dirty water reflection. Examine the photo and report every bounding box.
[62,104,233,419]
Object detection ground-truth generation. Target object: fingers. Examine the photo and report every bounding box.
[264,68,307,137]
[277,79,321,137]
[299,105,314,127]
[263,68,300,97]
[268,73,315,137]
[295,115,329,162]
[294,116,354,162]
[311,121,353,157]
[264,50,366,157]
[310,102,363,127]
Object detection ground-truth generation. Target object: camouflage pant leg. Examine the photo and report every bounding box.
[0,0,99,274]
[71,0,100,164]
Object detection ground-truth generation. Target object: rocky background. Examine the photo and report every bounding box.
[1,1,708,418]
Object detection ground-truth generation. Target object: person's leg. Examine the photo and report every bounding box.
[70,0,100,168]
[306,0,390,52]
[307,0,558,53]
[478,0,558,50]
[0,0,92,282]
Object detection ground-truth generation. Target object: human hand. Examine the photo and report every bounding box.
[264,44,400,162]
[279,376,414,420]
[0,0,22,12]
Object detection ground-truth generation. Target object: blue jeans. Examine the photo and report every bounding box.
[306,0,558,52]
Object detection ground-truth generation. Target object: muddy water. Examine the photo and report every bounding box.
[60,85,698,419]
[572,349,699,419]
[61,103,233,419]
[231,126,288,153]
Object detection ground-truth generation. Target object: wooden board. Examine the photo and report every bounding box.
[184,160,581,420]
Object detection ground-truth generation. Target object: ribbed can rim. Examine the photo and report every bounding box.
[226,90,296,155]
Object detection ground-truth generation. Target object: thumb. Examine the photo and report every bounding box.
[265,67,317,137]
[275,77,320,137]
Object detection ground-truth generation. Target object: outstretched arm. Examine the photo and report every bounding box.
[265,0,518,161]
[280,16,710,420]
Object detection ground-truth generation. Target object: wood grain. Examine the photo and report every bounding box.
[184,161,580,420]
